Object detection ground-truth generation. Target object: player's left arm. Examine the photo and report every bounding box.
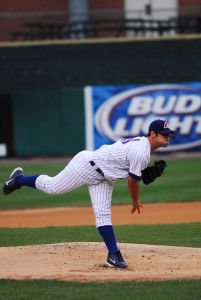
[128,176,143,214]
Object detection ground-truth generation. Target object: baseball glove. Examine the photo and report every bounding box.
[141,160,167,185]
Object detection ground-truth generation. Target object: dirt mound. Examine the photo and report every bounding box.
[0,242,201,282]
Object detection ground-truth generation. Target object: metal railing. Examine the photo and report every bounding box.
[9,17,201,41]
[0,6,201,42]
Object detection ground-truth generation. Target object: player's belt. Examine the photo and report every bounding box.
[89,161,105,177]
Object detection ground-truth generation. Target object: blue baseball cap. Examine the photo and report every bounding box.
[148,119,175,135]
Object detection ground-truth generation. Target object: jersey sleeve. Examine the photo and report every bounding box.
[128,150,149,181]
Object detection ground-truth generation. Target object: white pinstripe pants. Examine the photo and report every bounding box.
[35,151,113,227]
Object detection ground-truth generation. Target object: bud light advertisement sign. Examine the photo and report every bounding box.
[84,83,201,152]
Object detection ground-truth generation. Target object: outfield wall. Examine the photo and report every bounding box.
[11,88,85,156]
[0,37,200,157]
[0,37,201,93]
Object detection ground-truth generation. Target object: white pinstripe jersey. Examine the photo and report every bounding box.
[90,136,151,182]
[36,137,151,227]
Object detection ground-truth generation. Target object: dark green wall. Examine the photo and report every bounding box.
[11,88,85,156]
[1,37,200,156]
[0,38,201,93]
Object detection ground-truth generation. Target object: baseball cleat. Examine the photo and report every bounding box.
[2,167,24,195]
[106,250,127,269]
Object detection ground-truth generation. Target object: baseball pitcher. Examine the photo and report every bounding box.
[2,119,175,269]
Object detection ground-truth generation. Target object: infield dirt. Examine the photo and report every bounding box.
[0,202,201,228]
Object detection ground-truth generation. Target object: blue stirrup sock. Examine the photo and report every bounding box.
[16,175,40,188]
[97,225,118,254]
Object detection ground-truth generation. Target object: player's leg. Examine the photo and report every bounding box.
[88,181,127,269]
[2,152,90,195]
[35,168,84,194]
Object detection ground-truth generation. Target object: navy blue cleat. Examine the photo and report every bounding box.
[2,167,24,195]
[106,250,127,269]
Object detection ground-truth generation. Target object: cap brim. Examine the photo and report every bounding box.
[159,129,176,135]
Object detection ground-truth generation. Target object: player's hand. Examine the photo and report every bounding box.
[131,200,143,214]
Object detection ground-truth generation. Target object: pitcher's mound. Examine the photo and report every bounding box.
[0,242,201,282]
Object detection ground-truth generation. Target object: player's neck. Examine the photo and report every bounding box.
[147,136,159,151]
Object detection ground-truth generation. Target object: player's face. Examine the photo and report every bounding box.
[155,133,170,147]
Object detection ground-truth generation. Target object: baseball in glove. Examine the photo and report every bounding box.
[141,160,167,185]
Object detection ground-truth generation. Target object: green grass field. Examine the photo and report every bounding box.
[0,157,201,209]
[0,223,200,247]
[1,279,201,300]
[0,158,201,299]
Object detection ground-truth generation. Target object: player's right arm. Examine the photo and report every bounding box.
[128,176,143,214]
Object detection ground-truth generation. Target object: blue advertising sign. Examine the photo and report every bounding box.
[84,83,201,152]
